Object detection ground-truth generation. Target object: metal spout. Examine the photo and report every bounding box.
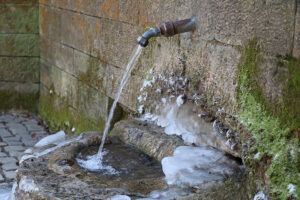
[137,18,196,47]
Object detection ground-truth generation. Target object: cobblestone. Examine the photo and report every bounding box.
[0,113,50,185]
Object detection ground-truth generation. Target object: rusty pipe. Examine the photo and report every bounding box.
[137,18,196,47]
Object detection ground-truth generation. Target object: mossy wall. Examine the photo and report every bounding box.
[0,0,39,112]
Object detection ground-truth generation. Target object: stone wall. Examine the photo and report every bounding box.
[0,0,40,111]
[39,0,299,132]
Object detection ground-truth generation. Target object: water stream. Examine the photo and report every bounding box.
[98,45,143,157]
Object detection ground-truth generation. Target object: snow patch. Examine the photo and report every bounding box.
[161,98,167,104]
[162,146,240,187]
[0,187,12,200]
[19,177,39,192]
[34,130,66,147]
[253,191,267,200]
[254,152,260,159]
[176,95,185,106]
[109,195,131,200]
[288,184,296,195]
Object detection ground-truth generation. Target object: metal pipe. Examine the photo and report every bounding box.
[137,18,196,47]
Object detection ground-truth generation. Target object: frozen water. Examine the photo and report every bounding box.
[162,146,241,187]
[253,191,267,200]
[34,130,65,147]
[0,187,11,200]
[110,195,131,200]
[76,151,119,175]
[176,94,185,106]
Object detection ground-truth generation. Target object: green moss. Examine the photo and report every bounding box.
[0,89,39,112]
[39,87,105,134]
[237,38,299,199]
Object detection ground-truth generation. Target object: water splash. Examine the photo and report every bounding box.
[98,45,143,157]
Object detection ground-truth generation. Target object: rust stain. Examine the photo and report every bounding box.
[100,0,119,20]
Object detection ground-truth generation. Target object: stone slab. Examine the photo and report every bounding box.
[3,170,16,180]
[4,146,25,152]
[0,142,7,147]
[2,162,18,171]
[0,129,11,138]
[0,173,4,182]
[0,157,17,165]
[0,152,7,157]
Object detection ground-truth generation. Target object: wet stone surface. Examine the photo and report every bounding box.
[0,112,50,187]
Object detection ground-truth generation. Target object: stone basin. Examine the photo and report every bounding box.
[13,131,167,199]
[12,120,248,200]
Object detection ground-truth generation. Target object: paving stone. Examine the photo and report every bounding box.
[6,141,23,146]
[0,157,17,164]
[2,136,21,143]
[0,129,11,138]
[7,124,28,135]
[2,162,18,171]
[0,173,4,182]
[8,151,23,158]
[0,152,7,157]
[21,139,37,147]
[3,170,16,180]
[0,142,7,147]
[25,124,45,132]
[4,146,25,153]
[0,123,5,128]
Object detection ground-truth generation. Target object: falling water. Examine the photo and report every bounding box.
[97,45,143,157]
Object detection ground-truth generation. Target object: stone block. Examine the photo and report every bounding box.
[54,44,74,75]
[0,157,17,164]
[59,71,79,109]
[293,1,300,57]
[0,128,11,138]
[0,0,38,4]
[0,57,39,83]
[0,173,4,182]
[138,0,162,26]
[0,152,7,157]
[40,59,52,88]
[7,123,27,135]
[77,81,108,122]
[74,50,107,94]
[0,4,38,34]
[118,0,139,25]
[2,136,21,143]
[60,11,100,56]
[191,0,295,55]
[4,146,25,152]
[39,5,61,42]
[3,170,16,180]
[2,162,18,171]
[99,18,143,68]
[0,142,7,147]
[0,34,39,56]
[8,150,23,157]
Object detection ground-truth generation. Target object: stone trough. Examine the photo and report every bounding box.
[12,120,247,200]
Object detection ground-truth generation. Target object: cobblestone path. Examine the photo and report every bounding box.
[0,112,50,187]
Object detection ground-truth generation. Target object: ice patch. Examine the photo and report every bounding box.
[254,152,260,159]
[0,187,12,200]
[138,105,144,114]
[109,195,131,200]
[253,191,267,200]
[288,184,296,194]
[19,177,39,192]
[20,134,82,164]
[76,152,119,175]
[162,146,240,187]
[34,130,65,147]
[176,95,185,106]
[71,127,76,132]
[161,98,167,104]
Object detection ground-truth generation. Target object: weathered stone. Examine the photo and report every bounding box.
[0,173,4,182]
[0,128,11,138]
[0,142,7,147]
[0,57,39,83]
[0,152,7,157]
[60,10,100,56]
[2,162,18,171]
[0,157,17,165]
[110,119,185,161]
[4,146,25,152]
[3,170,16,180]
[0,4,39,34]
[39,5,61,42]
[2,136,21,143]
[0,34,39,56]
[293,1,300,57]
